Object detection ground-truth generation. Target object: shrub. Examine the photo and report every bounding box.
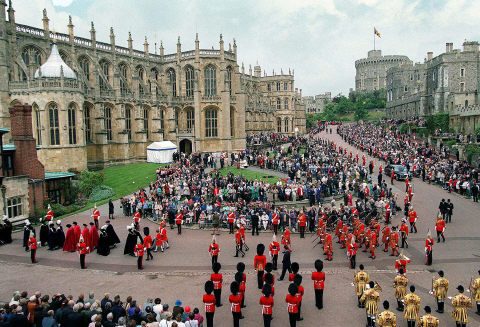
[89,185,115,202]
[465,144,480,164]
[78,170,104,197]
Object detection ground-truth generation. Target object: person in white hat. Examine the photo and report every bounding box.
[44,204,54,222]
[28,231,38,263]
[91,204,100,228]
[269,234,280,270]
[208,235,220,266]
[23,220,34,252]
[77,235,89,269]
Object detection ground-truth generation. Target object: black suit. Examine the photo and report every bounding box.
[278,250,292,280]
[65,311,83,327]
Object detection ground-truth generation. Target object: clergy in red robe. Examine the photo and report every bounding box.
[73,221,81,244]
[89,222,99,249]
[62,224,76,252]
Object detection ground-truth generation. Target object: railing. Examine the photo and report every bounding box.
[9,78,82,92]
[115,46,129,55]
[133,50,145,58]
[451,104,480,116]
[225,51,236,60]
[181,50,195,58]
[199,49,221,56]
[74,36,92,47]
[16,24,45,37]
[50,31,70,43]
[163,54,176,62]
[96,42,112,51]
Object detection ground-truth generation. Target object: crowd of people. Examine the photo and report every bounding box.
[338,122,480,201]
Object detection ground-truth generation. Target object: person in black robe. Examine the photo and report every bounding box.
[47,222,57,250]
[105,221,120,248]
[97,228,110,256]
[39,221,49,247]
[23,220,34,251]
[124,225,138,256]
[0,216,11,245]
[55,221,65,249]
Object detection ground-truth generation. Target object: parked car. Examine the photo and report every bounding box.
[385,164,412,181]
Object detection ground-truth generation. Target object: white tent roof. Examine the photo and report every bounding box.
[34,43,77,79]
[147,141,177,151]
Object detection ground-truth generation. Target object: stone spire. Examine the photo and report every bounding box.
[127,32,133,51]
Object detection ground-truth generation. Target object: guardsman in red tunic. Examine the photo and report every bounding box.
[297,211,307,238]
[134,242,145,270]
[175,211,183,235]
[203,281,216,327]
[209,235,220,266]
[160,222,169,250]
[348,235,359,269]
[211,262,223,307]
[143,227,153,261]
[235,271,247,309]
[228,209,236,234]
[260,284,274,327]
[133,210,141,230]
[271,211,279,235]
[435,216,446,243]
[335,220,343,241]
[369,228,377,259]
[395,253,411,273]
[340,225,348,249]
[77,235,89,269]
[408,207,418,233]
[44,204,54,222]
[382,226,391,252]
[289,262,300,282]
[229,281,243,325]
[269,234,280,270]
[239,224,248,251]
[399,220,409,248]
[286,283,300,327]
[323,233,333,261]
[254,244,267,289]
[234,226,245,257]
[389,226,400,256]
[385,201,391,224]
[311,259,325,309]
[282,227,291,248]
[28,232,38,264]
[91,204,100,228]
[293,274,305,321]
[363,228,371,253]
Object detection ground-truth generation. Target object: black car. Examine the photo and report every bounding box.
[385,164,412,181]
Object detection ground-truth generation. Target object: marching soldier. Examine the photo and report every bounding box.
[347,235,359,269]
[211,262,223,307]
[435,216,446,243]
[400,219,409,248]
[297,211,307,238]
[419,306,439,327]
[282,227,291,248]
[234,226,245,258]
[389,226,400,256]
[91,204,100,228]
[209,236,220,266]
[269,234,280,270]
[377,300,397,327]
[311,259,325,310]
[28,232,38,264]
[395,253,411,273]
[203,281,216,327]
[77,235,89,269]
[254,244,267,289]
[382,225,391,252]
[323,232,333,261]
[393,268,408,312]
[228,209,236,234]
[134,241,145,270]
[432,270,449,313]
[404,285,421,327]
[360,281,380,327]
[354,264,370,308]
[369,227,377,260]
[451,285,472,327]
[425,232,434,266]
[472,270,480,315]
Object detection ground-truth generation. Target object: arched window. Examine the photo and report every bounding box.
[226,67,233,95]
[99,60,110,90]
[21,47,41,66]
[125,106,132,141]
[277,117,282,133]
[284,117,289,133]
[185,66,194,97]
[67,103,77,144]
[138,67,145,95]
[143,106,149,138]
[186,108,194,130]
[276,98,281,110]
[284,98,289,110]
[83,103,91,143]
[48,103,60,145]
[276,82,280,91]
[104,105,112,141]
[119,63,129,95]
[204,65,217,96]
[168,68,177,97]
[205,108,218,137]
[33,104,42,146]
[78,57,90,87]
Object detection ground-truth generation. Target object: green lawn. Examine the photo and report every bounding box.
[366,110,386,121]
[102,162,161,198]
[219,166,280,184]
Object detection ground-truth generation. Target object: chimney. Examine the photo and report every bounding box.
[445,42,450,53]
[9,103,45,180]
[427,52,433,61]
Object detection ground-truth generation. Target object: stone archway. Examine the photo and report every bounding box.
[179,139,192,154]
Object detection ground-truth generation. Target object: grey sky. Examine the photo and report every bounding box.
[12,0,480,96]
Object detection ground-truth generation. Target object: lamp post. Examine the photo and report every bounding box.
[0,178,5,217]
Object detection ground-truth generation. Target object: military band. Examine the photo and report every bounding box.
[432,270,448,313]
[393,268,408,312]
[360,281,380,327]
[419,306,439,327]
[355,264,370,308]
[404,285,421,327]
[451,285,472,327]
[377,300,397,327]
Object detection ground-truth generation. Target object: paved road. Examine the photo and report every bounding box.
[0,126,478,326]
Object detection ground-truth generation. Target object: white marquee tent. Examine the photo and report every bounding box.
[146,141,177,164]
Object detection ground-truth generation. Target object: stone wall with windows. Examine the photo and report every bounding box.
[0,176,29,224]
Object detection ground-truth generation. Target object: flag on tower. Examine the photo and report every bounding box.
[374,27,381,38]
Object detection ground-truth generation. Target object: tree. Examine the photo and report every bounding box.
[354,107,368,121]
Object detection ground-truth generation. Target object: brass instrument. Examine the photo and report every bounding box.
[374,281,382,292]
